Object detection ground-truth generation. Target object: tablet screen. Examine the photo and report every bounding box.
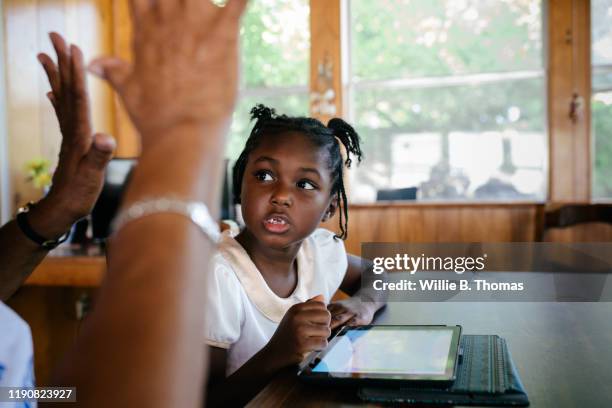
[310,326,459,378]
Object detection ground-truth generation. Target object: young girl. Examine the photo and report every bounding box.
[205,105,384,406]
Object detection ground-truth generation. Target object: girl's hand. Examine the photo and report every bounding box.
[33,33,115,238]
[264,295,331,368]
[327,297,378,330]
[89,0,247,152]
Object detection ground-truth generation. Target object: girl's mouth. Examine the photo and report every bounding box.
[263,215,290,234]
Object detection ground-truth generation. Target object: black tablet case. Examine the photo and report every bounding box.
[358,335,529,406]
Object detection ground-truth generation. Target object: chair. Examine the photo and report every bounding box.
[534,204,612,242]
[91,158,137,240]
[376,187,417,201]
[533,204,612,301]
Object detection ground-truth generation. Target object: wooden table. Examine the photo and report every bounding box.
[248,301,612,407]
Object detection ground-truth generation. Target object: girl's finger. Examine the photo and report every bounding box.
[304,323,331,339]
[330,313,355,330]
[301,309,331,326]
[304,337,328,352]
[49,32,71,92]
[326,303,344,313]
[37,53,60,96]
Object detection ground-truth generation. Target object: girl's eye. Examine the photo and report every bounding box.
[297,180,317,190]
[255,170,274,182]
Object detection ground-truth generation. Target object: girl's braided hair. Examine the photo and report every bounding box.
[232,104,362,239]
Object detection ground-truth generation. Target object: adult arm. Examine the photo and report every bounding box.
[50,1,247,407]
[0,33,114,301]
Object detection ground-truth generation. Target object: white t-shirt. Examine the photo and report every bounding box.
[204,228,348,375]
[0,302,36,407]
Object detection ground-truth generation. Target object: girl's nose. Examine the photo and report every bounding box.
[270,186,293,207]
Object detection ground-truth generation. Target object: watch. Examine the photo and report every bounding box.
[16,202,69,249]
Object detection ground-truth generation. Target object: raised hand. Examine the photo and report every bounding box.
[32,32,115,238]
[89,0,247,152]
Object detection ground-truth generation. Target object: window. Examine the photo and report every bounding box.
[226,0,310,159]
[592,0,612,199]
[344,0,547,202]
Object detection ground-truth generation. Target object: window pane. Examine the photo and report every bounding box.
[240,0,309,88]
[592,0,612,199]
[351,0,542,82]
[350,79,546,202]
[348,1,546,202]
[592,0,612,66]
[592,90,612,198]
[227,94,309,160]
[227,0,310,160]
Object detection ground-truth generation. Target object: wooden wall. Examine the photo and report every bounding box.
[321,203,541,255]
[3,0,115,211]
[320,203,612,254]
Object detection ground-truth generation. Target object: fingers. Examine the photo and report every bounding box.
[300,309,332,327]
[83,133,116,170]
[49,32,71,93]
[46,92,58,110]
[88,57,131,94]
[306,294,325,307]
[70,45,87,99]
[302,321,331,337]
[328,304,355,329]
[157,0,178,20]
[129,0,150,25]
[37,53,60,96]
[221,0,248,25]
[330,311,355,329]
[303,336,328,352]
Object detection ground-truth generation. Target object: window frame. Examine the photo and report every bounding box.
[111,0,595,205]
[307,0,593,205]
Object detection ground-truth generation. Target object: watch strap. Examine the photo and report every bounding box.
[16,203,69,249]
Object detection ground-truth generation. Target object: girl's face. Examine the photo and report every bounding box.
[240,131,336,250]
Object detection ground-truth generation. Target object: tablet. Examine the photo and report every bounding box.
[299,325,462,387]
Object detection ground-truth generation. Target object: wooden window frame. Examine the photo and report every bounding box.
[111,0,596,205]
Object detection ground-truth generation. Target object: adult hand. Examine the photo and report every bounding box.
[32,32,115,239]
[264,295,331,368]
[89,0,247,152]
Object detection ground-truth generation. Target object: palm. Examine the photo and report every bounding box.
[38,32,114,223]
[90,1,246,152]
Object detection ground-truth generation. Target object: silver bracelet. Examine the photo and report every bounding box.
[111,198,220,243]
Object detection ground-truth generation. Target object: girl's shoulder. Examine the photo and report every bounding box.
[307,228,346,251]
[305,228,347,266]
[210,250,241,282]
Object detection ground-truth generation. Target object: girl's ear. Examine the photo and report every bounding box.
[323,197,338,222]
